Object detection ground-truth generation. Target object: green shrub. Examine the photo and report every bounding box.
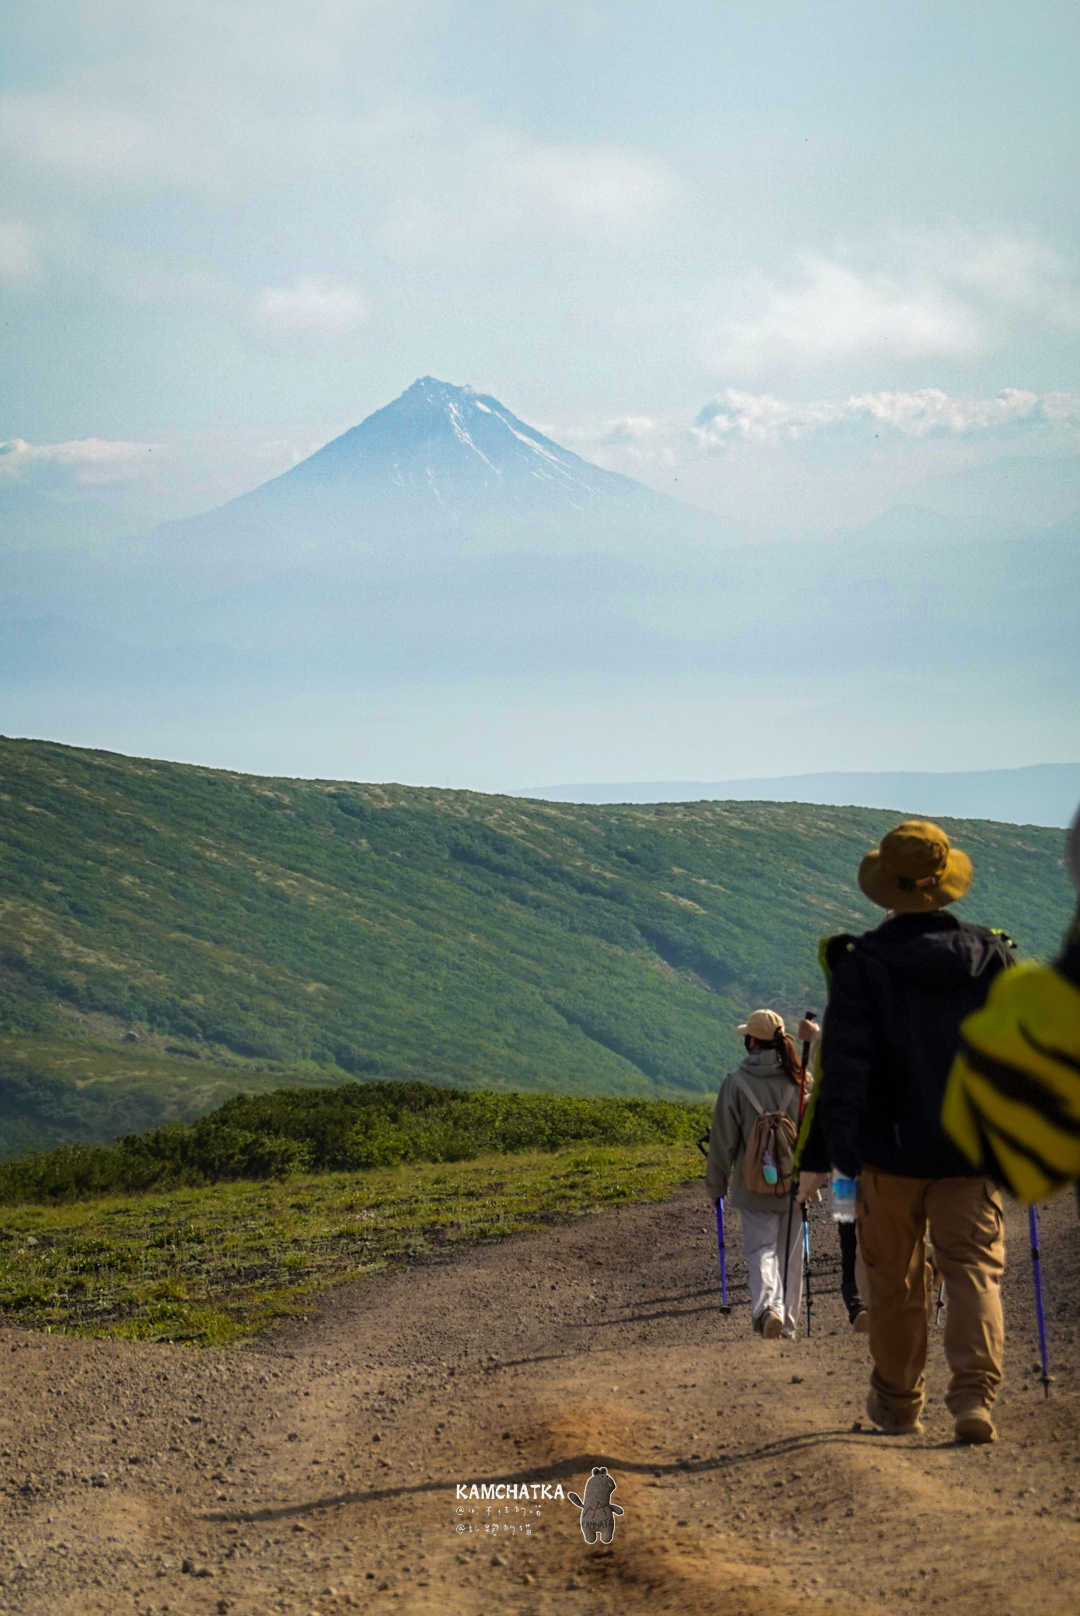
[0,1079,709,1204]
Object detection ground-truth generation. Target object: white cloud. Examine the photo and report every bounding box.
[0,437,164,486]
[550,387,1080,503]
[941,238,1080,332]
[710,254,983,373]
[0,60,678,253]
[692,386,1080,448]
[852,388,1044,437]
[511,145,677,232]
[253,279,368,337]
[706,235,1080,380]
[577,415,667,448]
[0,424,357,538]
[555,414,682,474]
[380,135,680,258]
[1041,391,1080,426]
[0,80,411,202]
[0,92,164,183]
[0,217,37,285]
[694,391,840,445]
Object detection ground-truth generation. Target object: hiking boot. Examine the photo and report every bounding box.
[954,1408,996,1445]
[851,1308,870,1334]
[865,1386,922,1436]
[760,1311,783,1340]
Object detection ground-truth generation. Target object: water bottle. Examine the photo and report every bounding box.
[763,1146,778,1186]
[831,1170,857,1222]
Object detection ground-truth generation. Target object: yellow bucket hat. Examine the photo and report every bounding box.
[857,819,972,912]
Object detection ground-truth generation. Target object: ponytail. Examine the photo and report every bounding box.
[743,1025,805,1086]
[772,1029,803,1086]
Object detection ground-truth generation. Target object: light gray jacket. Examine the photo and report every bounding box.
[704,1049,806,1213]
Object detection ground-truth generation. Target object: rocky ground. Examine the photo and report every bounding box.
[2,1186,1079,1615]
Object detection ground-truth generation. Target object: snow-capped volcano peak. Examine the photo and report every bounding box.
[270,377,649,514]
[167,377,701,558]
[400,375,477,405]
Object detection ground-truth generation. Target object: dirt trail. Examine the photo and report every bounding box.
[3,1187,1080,1615]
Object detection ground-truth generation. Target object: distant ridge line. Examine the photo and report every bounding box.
[518,763,1080,829]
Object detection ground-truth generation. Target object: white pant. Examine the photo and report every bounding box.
[741,1206,806,1335]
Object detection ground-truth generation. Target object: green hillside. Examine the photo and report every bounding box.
[0,737,1072,1157]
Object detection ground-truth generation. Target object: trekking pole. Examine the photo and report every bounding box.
[783,1012,817,1328]
[715,1198,730,1310]
[1028,1205,1052,1399]
[697,1131,732,1313]
[797,1018,814,1120]
[798,1019,814,1338]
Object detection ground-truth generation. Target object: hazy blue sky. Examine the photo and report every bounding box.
[3,0,1079,533]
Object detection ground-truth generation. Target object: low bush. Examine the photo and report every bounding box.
[0,1080,711,1205]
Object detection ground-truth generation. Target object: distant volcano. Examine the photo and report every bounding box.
[5,374,1076,794]
[271,377,657,511]
[160,377,702,559]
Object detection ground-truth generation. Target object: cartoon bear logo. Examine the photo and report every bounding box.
[566,1466,624,1544]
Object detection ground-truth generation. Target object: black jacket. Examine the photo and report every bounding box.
[807,911,1015,1179]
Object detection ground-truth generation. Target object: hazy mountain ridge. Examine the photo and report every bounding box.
[0,738,1071,1157]
[4,378,1078,791]
[521,763,1080,828]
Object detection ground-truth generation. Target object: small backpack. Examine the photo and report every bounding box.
[734,1077,797,1197]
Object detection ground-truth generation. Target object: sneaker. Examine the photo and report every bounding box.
[761,1311,783,1340]
[865,1386,922,1436]
[851,1308,870,1334]
[954,1409,996,1445]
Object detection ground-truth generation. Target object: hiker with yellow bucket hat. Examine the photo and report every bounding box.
[799,819,1016,1444]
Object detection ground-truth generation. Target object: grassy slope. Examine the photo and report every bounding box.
[0,1143,704,1344]
[0,737,1072,1154]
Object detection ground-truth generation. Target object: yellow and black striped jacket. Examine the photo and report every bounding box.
[942,908,1080,1203]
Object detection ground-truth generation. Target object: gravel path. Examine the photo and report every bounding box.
[2,1186,1079,1614]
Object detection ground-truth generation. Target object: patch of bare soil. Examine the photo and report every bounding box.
[2,1188,1079,1615]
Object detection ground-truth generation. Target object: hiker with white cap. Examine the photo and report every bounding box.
[704,1009,808,1339]
[803,819,1016,1443]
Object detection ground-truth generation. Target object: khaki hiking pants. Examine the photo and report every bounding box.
[857,1169,1005,1422]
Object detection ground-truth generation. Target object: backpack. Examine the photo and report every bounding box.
[734,1077,797,1197]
